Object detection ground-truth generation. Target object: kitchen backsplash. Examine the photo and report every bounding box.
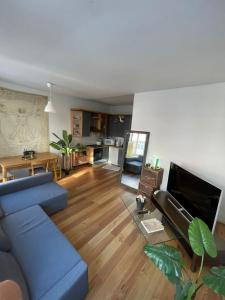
[72,132,102,146]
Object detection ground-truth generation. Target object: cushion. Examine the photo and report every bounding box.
[0,225,11,251]
[1,205,82,300]
[0,182,67,216]
[0,251,29,300]
[0,172,53,196]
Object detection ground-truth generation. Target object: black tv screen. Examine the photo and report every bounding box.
[167,162,222,231]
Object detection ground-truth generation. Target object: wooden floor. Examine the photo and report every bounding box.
[51,166,221,300]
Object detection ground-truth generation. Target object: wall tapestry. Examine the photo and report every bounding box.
[0,87,49,157]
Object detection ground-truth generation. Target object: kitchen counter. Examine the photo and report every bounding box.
[86,144,123,149]
[108,145,123,149]
[86,145,108,149]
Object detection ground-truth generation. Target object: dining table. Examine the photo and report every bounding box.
[0,152,58,182]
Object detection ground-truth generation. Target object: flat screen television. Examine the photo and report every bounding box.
[167,162,223,233]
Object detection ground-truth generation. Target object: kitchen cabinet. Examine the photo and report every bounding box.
[90,113,107,135]
[118,148,124,166]
[86,146,109,164]
[71,110,91,137]
[108,146,119,165]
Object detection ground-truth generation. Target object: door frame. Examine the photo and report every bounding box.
[119,130,150,190]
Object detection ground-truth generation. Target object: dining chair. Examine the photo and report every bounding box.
[48,157,62,181]
[0,171,14,183]
[30,160,49,176]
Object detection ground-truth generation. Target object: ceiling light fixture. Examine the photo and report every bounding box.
[44,82,56,113]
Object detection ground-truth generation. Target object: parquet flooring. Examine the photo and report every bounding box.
[51,165,221,300]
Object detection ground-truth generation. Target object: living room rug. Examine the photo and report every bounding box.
[102,164,121,172]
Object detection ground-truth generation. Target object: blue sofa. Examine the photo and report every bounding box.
[0,172,67,216]
[0,173,88,300]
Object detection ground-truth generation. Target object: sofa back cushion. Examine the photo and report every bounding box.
[0,225,11,251]
[0,251,29,300]
[0,172,53,196]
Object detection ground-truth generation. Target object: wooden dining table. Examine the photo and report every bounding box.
[0,152,58,182]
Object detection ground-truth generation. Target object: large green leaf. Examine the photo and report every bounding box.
[188,218,217,258]
[175,281,197,300]
[68,134,72,144]
[49,142,63,151]
[62,130,69,147]
[203,266,225,296]
[57,140,66,147]
[52,132,61,140]
[144,244,183,284]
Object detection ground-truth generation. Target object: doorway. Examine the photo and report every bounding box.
[120,130,150,190]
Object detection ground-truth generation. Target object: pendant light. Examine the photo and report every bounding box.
[44,82,56,113]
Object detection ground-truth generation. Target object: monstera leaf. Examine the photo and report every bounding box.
[144,244,183,284]
[203,266,225,296]
[188,218,217,258]
[175,281,197,300]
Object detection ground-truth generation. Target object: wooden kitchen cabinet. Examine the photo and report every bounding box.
[90,113,107,135]
[71,110,91,137]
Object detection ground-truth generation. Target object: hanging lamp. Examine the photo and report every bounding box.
[44,82,56,113]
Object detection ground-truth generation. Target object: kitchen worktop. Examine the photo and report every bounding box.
[86,144,123,149]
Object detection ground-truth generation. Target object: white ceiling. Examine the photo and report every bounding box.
[0,0,225,104]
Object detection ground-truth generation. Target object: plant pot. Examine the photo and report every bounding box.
[62,153,72,174]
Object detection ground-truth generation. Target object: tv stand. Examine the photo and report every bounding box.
[153,190,225,272]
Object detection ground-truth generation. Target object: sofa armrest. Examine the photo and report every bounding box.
[0,172,53,196]
[40,261,88,300]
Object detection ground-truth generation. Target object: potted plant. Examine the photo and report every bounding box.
[49,130,78,174]
[144,218,225,299]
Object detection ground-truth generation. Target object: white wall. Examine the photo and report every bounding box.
[0,80,133,146]
[132,82,225,222]
[48,94,110,143]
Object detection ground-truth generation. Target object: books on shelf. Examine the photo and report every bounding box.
[141,218,164,234]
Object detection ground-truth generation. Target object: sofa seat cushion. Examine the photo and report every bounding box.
[0,251,29,300]
[1,206,83,300]
[0,182,68,216]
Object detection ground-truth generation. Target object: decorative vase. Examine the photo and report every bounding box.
[62,153,72,174]
[136,198,145,210]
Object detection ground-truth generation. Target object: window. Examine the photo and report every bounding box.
[127,133,146,157]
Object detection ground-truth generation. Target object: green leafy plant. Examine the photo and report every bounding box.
[49,130,77,154]
[49,130,78,173]
[144,217,225,299]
